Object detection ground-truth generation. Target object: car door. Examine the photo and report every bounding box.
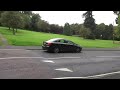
[67,41,76,51]
[58,39,67,51]
[63,40,71,52]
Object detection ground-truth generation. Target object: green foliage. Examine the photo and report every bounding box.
[30,13,41,31]
[37,20,50,32]
[95,23,105,39]
[107,24,113,40]
[83,11,96,39]
[21,11,32,16]
[63,23,72,36]
[22,14,31,29]
[113,11,120,24]
[49,24,63,34]
[0,11,5,26]
[79,26,91,39]
[70,23,81,35]
[0,11,24,35]
[115,15,120,39]
[0,26,120,48]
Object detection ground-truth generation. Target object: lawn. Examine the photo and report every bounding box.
[0,26,120,48]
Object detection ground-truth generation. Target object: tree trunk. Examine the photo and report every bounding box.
[13,28,15,35]
[16,28,17,32]
[9,27,10,30]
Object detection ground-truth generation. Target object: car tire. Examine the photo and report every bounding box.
[76,48,81,53]
[53,47,59,53]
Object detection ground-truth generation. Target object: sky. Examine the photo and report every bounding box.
[33,11,117,26]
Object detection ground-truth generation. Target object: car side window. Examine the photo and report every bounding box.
[59,40,65,43]
[64,40,69,43]
[54,40,60,42]
[68,41,74,45]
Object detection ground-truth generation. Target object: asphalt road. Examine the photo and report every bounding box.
[0,49,120,79]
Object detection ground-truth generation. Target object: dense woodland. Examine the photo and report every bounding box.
[0,11,120,40]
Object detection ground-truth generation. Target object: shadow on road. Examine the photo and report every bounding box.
[43,50,83,54]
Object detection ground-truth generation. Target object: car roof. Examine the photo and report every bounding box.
[46,38,65,42]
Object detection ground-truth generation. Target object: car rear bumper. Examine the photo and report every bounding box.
[42,45,50,50]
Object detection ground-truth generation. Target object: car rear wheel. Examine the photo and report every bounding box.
[76,48,81,53]
[53,47,59,53]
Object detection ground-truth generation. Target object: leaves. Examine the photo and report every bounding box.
[63,23,72,36]
[83,11,96,39]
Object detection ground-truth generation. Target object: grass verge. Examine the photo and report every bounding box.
[0,26,120,48]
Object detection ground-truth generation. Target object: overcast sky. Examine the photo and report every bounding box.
[33,11,117,26]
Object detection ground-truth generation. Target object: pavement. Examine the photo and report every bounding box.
[0,46,120,51]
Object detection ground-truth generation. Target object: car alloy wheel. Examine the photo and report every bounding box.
[76,48,81,53]
[53,48,59,53]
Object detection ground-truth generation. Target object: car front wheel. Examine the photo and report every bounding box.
[76,48,81,53]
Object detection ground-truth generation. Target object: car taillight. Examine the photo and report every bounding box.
[47,43,52,46]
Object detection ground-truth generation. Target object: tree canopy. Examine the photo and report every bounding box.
[82,11,96,39]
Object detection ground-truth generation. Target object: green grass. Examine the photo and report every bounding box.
[0,26,120,48]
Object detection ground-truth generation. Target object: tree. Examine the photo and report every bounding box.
[113,11,120,24]
[116,15,120,39]
[37,20,50,32]
[114,26,120,40]
[0,11,4,26]
[79,25,91,39]
[20,11,32,16]
[70,23,81,35]
[95,23,106,39]
[96,24,113,40]
[0,11,24,35]
[22,14,31,30]
[0,11,11,29]
[63,23,72,36]
[108,24,113,40]
[82,11,96,39]
[49,24,63,34]
[113,11,120,41]
[30,13,41,31]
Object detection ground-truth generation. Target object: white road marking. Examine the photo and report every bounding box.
[53,71,120,79]
[55,68,73,72]
[42,60,55,63]
[96,56,120,58]
[0,57,81,60]
[0,57,46,60]
[0,49,24,50]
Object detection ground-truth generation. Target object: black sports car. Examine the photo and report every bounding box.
[42,38,82,53]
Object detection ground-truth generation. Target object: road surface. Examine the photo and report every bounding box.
[0,48,120,79]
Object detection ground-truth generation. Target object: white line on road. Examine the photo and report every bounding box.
[96,56,120,58]
[0,57,46,60]
[53,71,120,79]
[55,68,73,72]
[0,57,81,60]
[0,49,24,50]
[42,60,55,63]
